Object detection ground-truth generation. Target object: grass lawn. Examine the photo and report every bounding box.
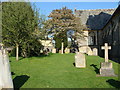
[10,53,119,88]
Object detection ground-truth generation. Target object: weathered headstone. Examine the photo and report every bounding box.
[79,46,86,53]
[87,50,93,55]
[79,46,93,55]
[0,50,4,90]
[99,43,116,76]
[86,47,93,55]
[93,48,98,56]
[52,48,56,53]
[59,50,62,54]
[40,49,43,53]
[65,48,70,54]
[0,47,13,89]
[75,52,86,68]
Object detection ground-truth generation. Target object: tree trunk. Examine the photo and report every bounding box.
[16,43,19,61]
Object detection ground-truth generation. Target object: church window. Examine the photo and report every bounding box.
[88,32,96,45]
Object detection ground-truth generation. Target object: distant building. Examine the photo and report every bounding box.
[39,40,54,52]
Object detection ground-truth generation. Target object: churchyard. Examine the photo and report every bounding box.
[10,53,119,88]
[1,2,120,89]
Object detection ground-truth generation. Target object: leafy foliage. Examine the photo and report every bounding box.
[44,7,87,48]
[2,2,43,58]
[54,33,68,50]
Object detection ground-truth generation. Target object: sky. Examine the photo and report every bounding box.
[32,2,119,17]
[30,2,119,41]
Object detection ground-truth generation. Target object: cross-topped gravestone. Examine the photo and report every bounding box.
[101,43,111,62]
[99,43,117,77]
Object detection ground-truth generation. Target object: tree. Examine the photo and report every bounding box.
[38,15,48,40]
[54,32,68,50]
[2,2,42,60]
[44,7,86,51]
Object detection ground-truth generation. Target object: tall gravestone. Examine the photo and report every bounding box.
[75,52,86,68]
[61,42,64,54]
[59,50,62,54]
[99,43,116,76]
[0,45,13,89]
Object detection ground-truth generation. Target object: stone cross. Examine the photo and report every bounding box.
[101,43,111,62]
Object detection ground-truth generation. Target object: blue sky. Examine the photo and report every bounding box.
[32,2,118,17]
[30,2,119,40]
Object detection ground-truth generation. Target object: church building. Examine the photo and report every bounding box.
[74,5,120,62]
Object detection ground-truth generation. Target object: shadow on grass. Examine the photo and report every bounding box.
[10,53,55,61]
[39,53,54,57]
[73,63,75,67]
[90,64,99,74]
[106,79,120,88]
[13,75,30,89]
[27,53,54,59]
[11,72,15,75]
[19,57,24,61]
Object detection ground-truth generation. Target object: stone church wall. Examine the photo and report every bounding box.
[96,30,104,57]
[101,6,120,62]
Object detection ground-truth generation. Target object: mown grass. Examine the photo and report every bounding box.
[10,53,119,88]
